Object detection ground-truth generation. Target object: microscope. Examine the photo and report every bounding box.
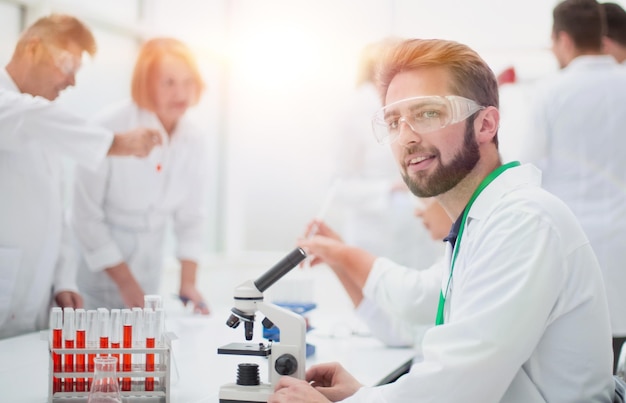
[218,247,308,403]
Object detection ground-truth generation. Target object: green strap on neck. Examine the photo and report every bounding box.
[435,161,520,326]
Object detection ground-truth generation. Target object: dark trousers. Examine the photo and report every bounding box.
[613,336,626,374]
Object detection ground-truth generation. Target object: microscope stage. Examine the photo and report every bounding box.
[218,342,271,356]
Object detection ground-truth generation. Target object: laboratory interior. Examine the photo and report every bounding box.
[2,0,626,402]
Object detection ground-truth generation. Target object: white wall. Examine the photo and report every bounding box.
[2,0,625,258]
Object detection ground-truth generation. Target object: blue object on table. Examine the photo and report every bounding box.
[262,302,317,357]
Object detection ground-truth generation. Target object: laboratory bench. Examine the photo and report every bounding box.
[0,260,417,402]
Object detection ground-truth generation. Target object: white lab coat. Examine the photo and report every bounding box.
[527,55,626,336]
[0,74,113,339]
[354,259,442,349]
[344,164,614,402]
[72,100,209,309]
[332,83,444,269]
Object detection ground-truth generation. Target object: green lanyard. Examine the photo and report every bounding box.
[435,161,521,326]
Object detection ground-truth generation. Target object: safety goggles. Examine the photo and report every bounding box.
[371,95,484,145]
[47,45,82,76]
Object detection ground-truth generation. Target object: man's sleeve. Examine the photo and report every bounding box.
[0,90,113,170]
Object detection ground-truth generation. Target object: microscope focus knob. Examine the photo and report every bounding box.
[274,353,298,376]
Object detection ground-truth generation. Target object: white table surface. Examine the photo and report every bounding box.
[0,302,416,402]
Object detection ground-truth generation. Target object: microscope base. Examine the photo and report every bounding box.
[219,382,273,403]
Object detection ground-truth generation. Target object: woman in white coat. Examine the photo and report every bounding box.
[72,38,210,313]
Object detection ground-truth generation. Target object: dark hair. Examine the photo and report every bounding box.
[602,2,626,46]
[553,0,605,51]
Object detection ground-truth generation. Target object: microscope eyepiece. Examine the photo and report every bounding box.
[254,247,307,292]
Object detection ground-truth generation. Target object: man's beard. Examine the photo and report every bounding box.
[402,122,480,198]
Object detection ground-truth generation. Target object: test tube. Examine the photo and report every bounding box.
[86,310,99,390]
[121,308,133,391]
[110,309,121,372]
[63,308,75,392]
[144,294,162,311]
[155,308,165,348]
[144,309,156,391]
[50,307,63,393]
[132,307,144,390]
[155,308,166,389]
[75,309,86,392]
[97,308,110,351]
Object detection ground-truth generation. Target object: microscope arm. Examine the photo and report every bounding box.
[257,300,307,382]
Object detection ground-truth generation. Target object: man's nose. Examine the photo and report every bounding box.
[397,117,422,143]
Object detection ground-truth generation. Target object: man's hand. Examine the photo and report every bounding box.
[268,362,362,402]
[55,291,83,309]
[299,220,344,267]
[108,127,162,158]
[306,362,363,401]
[268,376,330,403]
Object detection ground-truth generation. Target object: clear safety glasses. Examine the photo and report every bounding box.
[46,45,82,76]
[371,95,485,145]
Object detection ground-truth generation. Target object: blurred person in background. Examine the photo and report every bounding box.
[72,38,210,314]
[529,0,626,373]
[329,38,443,270]
[601,2,626,63]
[0,14,159,339]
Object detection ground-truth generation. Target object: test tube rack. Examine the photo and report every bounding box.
[45,332,176,403]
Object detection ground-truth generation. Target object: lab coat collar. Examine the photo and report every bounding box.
[465,163,542,223]
[565,55,619,72]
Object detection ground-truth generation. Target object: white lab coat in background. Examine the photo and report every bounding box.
[73,100,209,309]
[344,164,614,402]
[0,75,113,339]
[527,55,626,337]
[332,83,443,269]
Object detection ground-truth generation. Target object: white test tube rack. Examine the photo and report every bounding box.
[43,331,176,403]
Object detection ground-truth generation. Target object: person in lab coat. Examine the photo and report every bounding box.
[300,198,450,349]
[330,39,443,269]
[0,15,161,340]
[269,38,615,403]
[526,0,626,373]
[73,38,210,313]
[601,2,626,63]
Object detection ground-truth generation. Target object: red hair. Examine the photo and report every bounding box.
[131,37,205,111]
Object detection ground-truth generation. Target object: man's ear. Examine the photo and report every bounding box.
[557,31,577,58]
[24,37,46,62]
[474,106,499,145]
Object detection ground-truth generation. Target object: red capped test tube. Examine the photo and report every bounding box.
[122,309,133,391]
[63,308,75,392]
[97,308,110,351]
[50,307,63,393]
[75,309,86,392]
[144,309,156,391]
[132,307,144,390]
[86,309,99,390]
[110,309,121,372]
